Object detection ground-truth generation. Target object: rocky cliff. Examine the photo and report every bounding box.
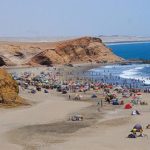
[0,37,122,66]
[0,69,23,105]
[28,37,122,66]
[0,42,46,66]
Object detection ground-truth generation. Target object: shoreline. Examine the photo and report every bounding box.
[105,40,150,45]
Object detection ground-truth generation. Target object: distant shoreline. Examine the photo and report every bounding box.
[0,36,150,43]
[105,40,150,45]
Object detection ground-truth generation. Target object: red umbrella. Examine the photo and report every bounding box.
[124,103,132,109]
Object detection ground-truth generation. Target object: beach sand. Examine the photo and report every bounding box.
[0,89,90,150]
[0,65,150,150]
[5,93,150,150]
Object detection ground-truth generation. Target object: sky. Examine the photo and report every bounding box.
[0,0,150,37]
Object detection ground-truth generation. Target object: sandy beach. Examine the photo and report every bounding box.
[0,64,150,150]
[1,0,150,149]
[0,88,90,150]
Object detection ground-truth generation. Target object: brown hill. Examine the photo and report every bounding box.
[0,69,24,106]
[28,37,122,66]
[0,41,56,66]
[0,37,122,66]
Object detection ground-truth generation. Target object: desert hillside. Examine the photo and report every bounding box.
[0,41,57,66]
[0,69,19,104]
[0,37,122,66]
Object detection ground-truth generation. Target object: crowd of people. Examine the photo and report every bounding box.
[9,66,150,139]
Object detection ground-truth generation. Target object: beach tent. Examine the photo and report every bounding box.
[137,92,142,95]
[114,86,123,90]
[107,85,113,89]
[131,110,140,115]
[128,133,136,138]
[133,124,142,132]
[124,103,132,109]
[91,94,97,98]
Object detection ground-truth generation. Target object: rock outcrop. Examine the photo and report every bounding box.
[0,69,21,105]
[0,42,51,66]
[0,37,122,66]
[0,57,5,66]
[28,37,122,66]
[0,55,15,66]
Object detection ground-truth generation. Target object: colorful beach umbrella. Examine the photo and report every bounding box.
[133,124,142,131]
[124,103,132,109]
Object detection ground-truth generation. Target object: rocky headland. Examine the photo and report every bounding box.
[0,37,123,67]
[0,69,25,106]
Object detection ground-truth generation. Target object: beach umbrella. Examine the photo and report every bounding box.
[124,103,132,109]
[133,124,142,131]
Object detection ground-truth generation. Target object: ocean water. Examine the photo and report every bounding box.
[87,42,150,88]
[107,42,150,60]
[89,64,150,85]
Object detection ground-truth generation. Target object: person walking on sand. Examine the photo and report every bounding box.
[69,94,71,100]
[97,101,101,112]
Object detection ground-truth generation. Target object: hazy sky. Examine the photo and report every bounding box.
[0,0,150,37]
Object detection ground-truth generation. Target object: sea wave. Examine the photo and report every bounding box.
[120,65,150,85]
[103,65,115,69]
[89,64,150,85]
[120,67,144,77]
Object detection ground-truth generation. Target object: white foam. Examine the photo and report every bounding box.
[103,65,115,69]
[89,64,150,85]
[90,65,122,72]
[120,64,150,85]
